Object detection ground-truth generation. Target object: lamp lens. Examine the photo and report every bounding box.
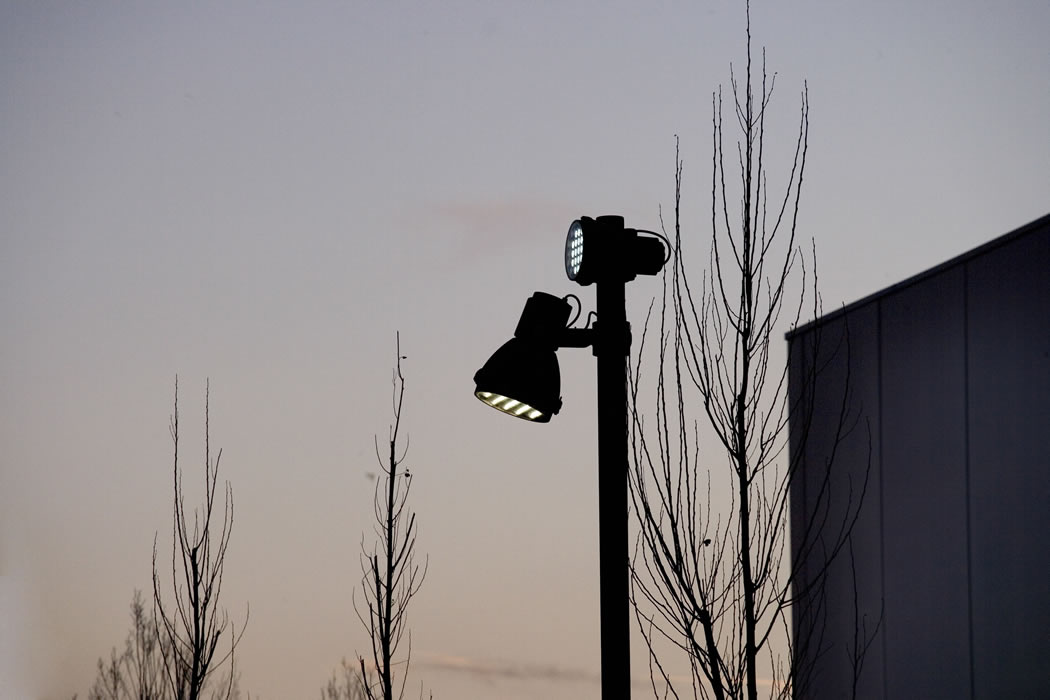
[476,391,545,421]
[565,220,584,280]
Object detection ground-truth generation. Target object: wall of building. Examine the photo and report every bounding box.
[788,214,1050,699]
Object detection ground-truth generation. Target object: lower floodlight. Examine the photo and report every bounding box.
[473,337,562,422]
[473,291,574,423]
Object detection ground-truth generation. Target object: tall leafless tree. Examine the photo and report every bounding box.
[354,335,428,700]
[627,4,874,698]
[153,379,247,700]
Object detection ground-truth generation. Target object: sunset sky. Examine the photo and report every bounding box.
[2,1,1048,698]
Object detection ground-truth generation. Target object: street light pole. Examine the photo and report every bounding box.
[594,274,631,699]
[473,214,666,700]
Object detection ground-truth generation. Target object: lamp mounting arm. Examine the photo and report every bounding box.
[557,326,595,349]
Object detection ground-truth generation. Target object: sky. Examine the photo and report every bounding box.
[1,1,1048,698]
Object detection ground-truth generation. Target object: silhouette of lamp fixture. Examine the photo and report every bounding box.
[473,215,667,699]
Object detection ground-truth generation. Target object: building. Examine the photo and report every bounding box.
[787,213,1050,699]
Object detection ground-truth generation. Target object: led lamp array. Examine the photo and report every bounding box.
[476,391,544,421]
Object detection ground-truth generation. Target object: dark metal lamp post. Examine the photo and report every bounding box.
[473,215,666,700]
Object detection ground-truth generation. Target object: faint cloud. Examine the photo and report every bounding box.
[420,651,786,694]
[419,651,599,685]
[417,197,577,262]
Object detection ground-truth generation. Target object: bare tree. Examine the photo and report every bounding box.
[88,590,168,700]
[353,335,428,700]
[627,4,873,698]
[153,378,247,700]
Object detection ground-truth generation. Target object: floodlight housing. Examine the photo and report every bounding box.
[564,215,667,285]
[474,337,561,422]
[473,292,573,422]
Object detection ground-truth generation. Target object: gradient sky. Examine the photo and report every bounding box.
[2,2,1048,699]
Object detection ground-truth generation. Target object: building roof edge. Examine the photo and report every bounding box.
[786,212,1050,340]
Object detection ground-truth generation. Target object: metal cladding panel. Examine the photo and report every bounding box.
[966,226,1050,697]
[788,302,883,699]
[879,266,971,699]
[788,214,1050,700]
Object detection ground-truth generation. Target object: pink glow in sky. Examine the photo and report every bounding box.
[2,1,1048,698]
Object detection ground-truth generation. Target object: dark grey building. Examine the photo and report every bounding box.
[787,214,1050,699]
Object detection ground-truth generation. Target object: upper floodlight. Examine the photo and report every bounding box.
[564,215,666,286]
